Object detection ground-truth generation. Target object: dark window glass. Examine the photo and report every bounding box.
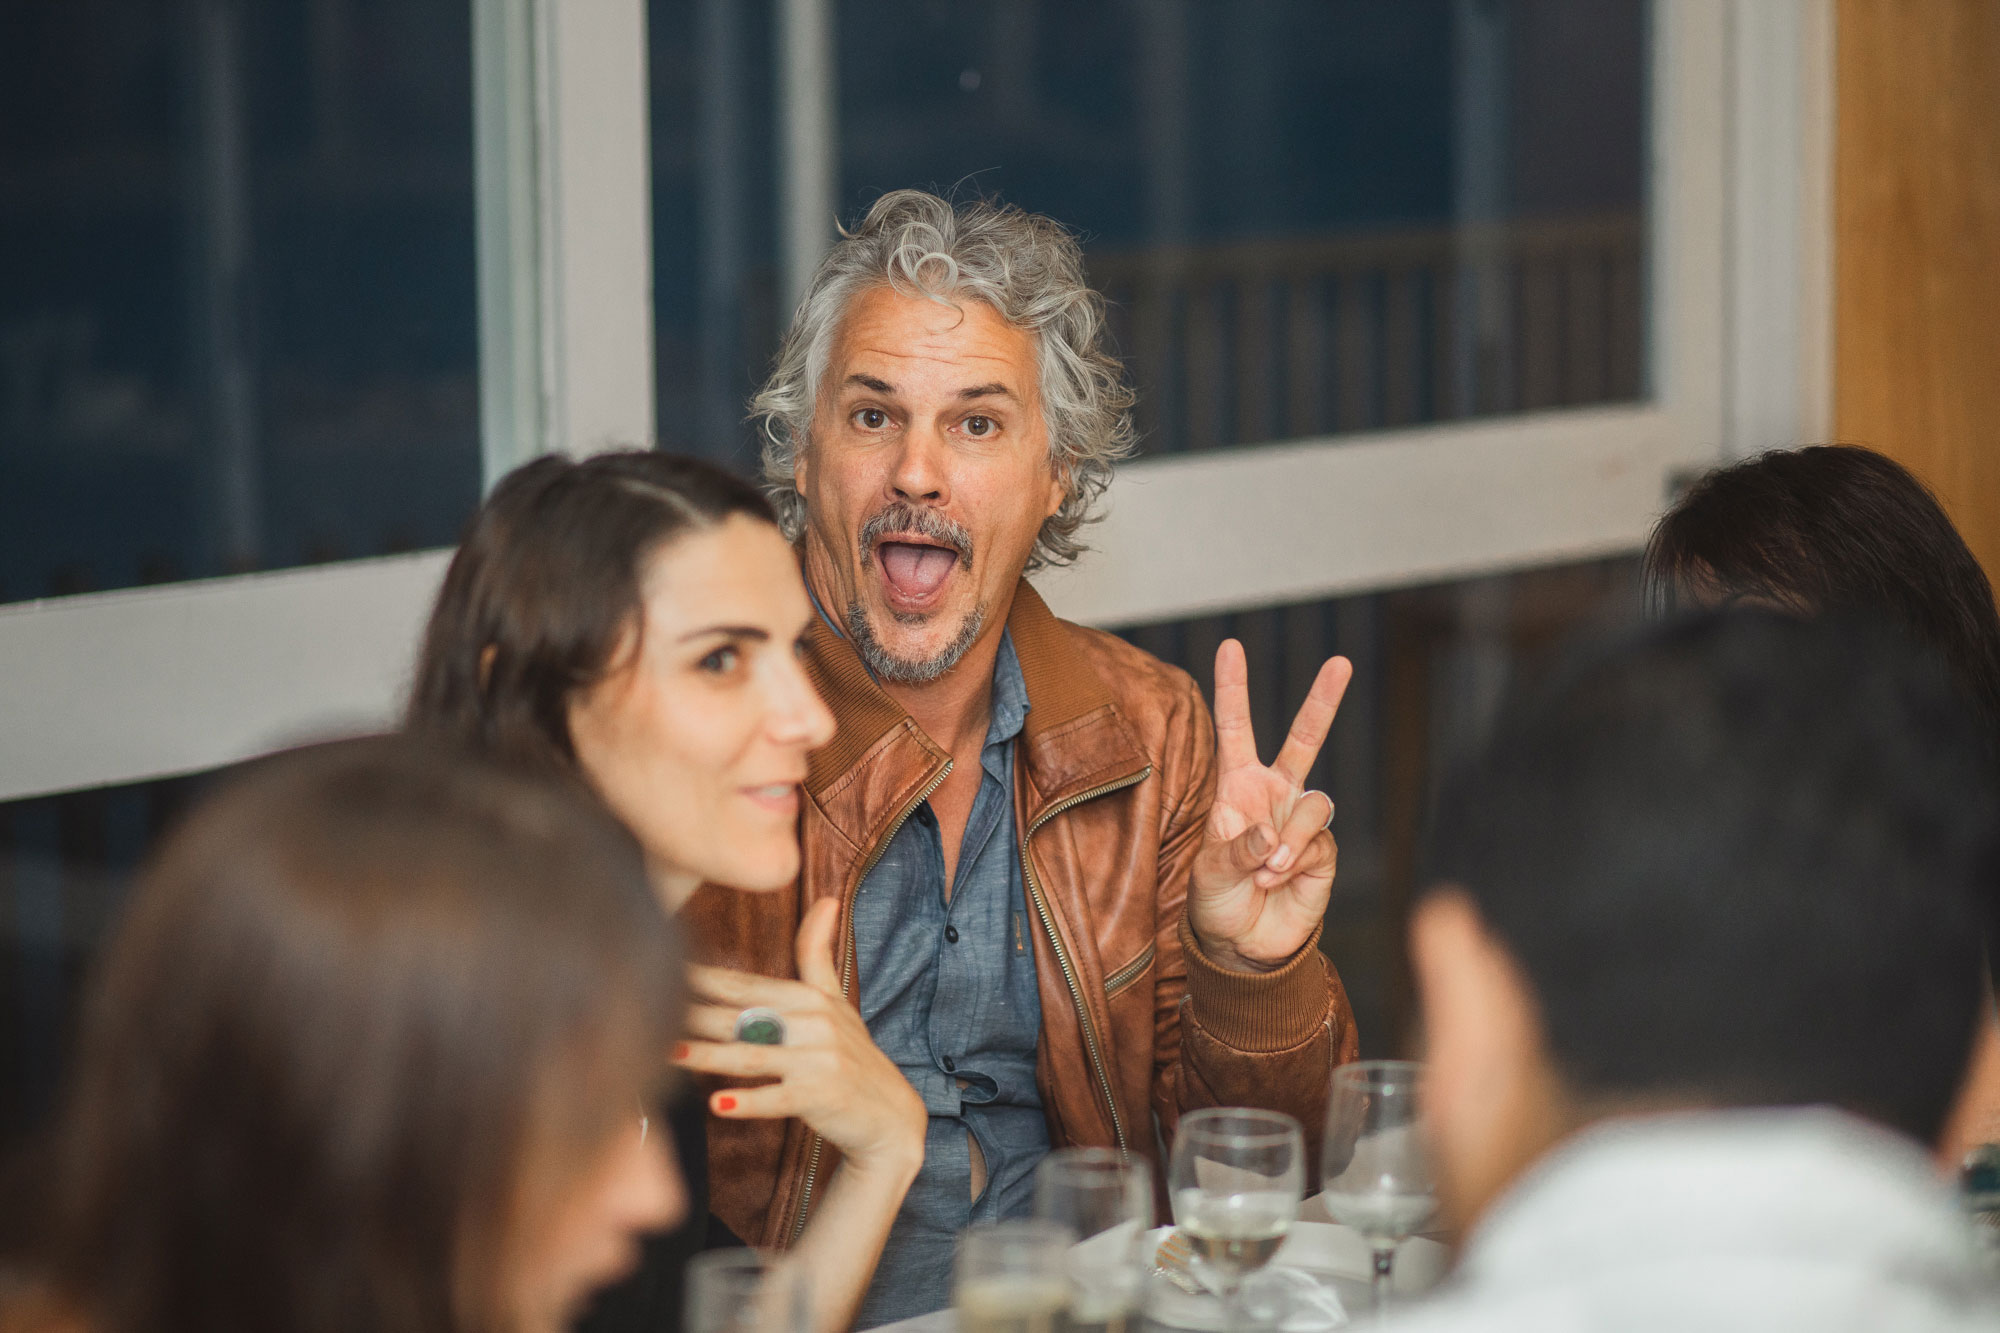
[837,0,1649,453]
[650,0,781,472]
[0,0,481,604]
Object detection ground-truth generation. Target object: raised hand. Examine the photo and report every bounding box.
[1188,638,1353,972]
[674,897,925,1171]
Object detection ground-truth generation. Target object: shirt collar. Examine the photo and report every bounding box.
[985,630,1030,752]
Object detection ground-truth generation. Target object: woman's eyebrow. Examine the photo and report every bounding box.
[676,625,771,644]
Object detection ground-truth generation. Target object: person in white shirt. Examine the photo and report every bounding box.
[1390,609,2000,1333]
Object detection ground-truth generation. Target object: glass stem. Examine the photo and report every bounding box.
[1371,1245,1396,1318]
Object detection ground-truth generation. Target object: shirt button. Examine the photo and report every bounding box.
[942,1055,957,1072]
[945,925,960,943]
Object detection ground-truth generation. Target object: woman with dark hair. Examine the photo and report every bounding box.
[2,736,684,1333]
[1646,443,2000,1164]
[406,449,922,1333]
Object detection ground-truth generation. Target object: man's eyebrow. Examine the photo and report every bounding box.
[843,373,896,394]
[675,625,771,644]
[958,383,1014,401]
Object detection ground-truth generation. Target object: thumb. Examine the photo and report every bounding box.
[1198,823,1276,887]
[794,896,844,994]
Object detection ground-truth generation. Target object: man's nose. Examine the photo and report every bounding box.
[887,428,951,506]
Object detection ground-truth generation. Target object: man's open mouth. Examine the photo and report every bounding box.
[875,538,960,602]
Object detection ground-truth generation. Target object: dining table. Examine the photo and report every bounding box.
[870,1193,1454,1333]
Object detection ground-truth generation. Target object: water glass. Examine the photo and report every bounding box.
[1167,1108,1305,1301]
[684,1248,811,1333]
[1320,1060,1437,1315]
[954,1219,1076,1333]
[1033,1147,1152,1332]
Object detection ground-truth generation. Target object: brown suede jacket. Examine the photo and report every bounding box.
[681,579,1359,1248]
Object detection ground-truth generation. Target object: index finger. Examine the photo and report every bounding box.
[1211,638,1258,772]
[1271,656,1353,787]
[686,964,822,1012]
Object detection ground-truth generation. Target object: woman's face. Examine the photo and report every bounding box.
[567,515,836,897]
[509,1114,686,1332]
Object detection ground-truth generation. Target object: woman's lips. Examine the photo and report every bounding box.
[742,783,801,815]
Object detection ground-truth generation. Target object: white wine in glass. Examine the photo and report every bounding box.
[1320,1060,1437,1315]
[1168,1108,1305,1305]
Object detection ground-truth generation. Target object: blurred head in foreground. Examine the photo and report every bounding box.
[8,736,684,1333]
[1646,444,2000,752]
[407,449,835,906]
[1413,611,1999,1228]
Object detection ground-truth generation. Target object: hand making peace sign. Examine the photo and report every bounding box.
[1188,638,1354,973]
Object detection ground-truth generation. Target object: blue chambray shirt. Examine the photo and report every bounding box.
[847,632,1049,1328]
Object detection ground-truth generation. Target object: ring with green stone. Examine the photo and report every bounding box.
[733,1006,786,1046]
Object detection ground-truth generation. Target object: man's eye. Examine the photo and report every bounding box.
[699,646,740,674]
[854,408,888,430]
[964,415,994,437]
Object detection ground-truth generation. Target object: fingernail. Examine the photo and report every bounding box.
[1248,826,1271,856]
[1269,845,1294,871]
[714,1095,737,1113]
[673,1042,690,1060]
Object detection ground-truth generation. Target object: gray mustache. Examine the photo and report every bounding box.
[859,504,973,561]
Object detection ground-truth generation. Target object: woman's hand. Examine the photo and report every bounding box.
[675,897,925,1174]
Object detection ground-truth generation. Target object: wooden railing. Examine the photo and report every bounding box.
[1088,213,1647,453]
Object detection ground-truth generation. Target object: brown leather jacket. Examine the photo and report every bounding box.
[682,580,1359,1248]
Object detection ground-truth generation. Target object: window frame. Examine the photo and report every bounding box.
[0,0,1831,803]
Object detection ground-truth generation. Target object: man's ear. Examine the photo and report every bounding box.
[1042,459,1068,523]
[1409,888,1567,1231]
[792,436,811,496]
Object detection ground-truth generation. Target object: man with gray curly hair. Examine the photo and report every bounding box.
[690,190,1358,1326]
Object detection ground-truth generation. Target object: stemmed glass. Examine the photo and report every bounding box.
[1168,1108,1305,1312]
[1320,1060,1437,1316]
[1033,1147,1153,1333]
[684,1249,812,1333]
[954,1219,1076,1333]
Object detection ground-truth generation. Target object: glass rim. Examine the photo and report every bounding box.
[1333,1059,1426,1092]
[1039,1145,1146,1175]
[1178,1106,1304,1147]
[959,1217,1077,1245]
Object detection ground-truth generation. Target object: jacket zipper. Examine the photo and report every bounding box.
[787,759,953,1245]
[1019,765,1152,1152]
[1103,940,1157,997]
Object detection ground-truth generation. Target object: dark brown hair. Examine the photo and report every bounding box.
[11,736,679,1333]
[1645,445,2000,749]
[406,449,780,770]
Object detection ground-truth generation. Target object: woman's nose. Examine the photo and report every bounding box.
[771,658,836,750]
[630,1131,687,1233]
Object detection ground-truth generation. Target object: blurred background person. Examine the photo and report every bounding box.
[0,735,684,1333]
[406,449,923,1333]
[1646,444,2000,1165]
[1398,611,2000,1332]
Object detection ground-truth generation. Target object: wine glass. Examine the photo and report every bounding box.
[1320,1060,1437,1315]
[684,1249,811,1333]
[1168,1108,1305,1309]
[954,1219,1076,1333]
[1033,1147,1153,1333]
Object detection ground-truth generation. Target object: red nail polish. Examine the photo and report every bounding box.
[673,1042,690,1060]
[715,1095,737,1113]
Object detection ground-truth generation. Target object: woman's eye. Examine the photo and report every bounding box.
[963,414,994,437]
[794,636,812,659]
[699,646,740,674]
[854,407,888,430]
